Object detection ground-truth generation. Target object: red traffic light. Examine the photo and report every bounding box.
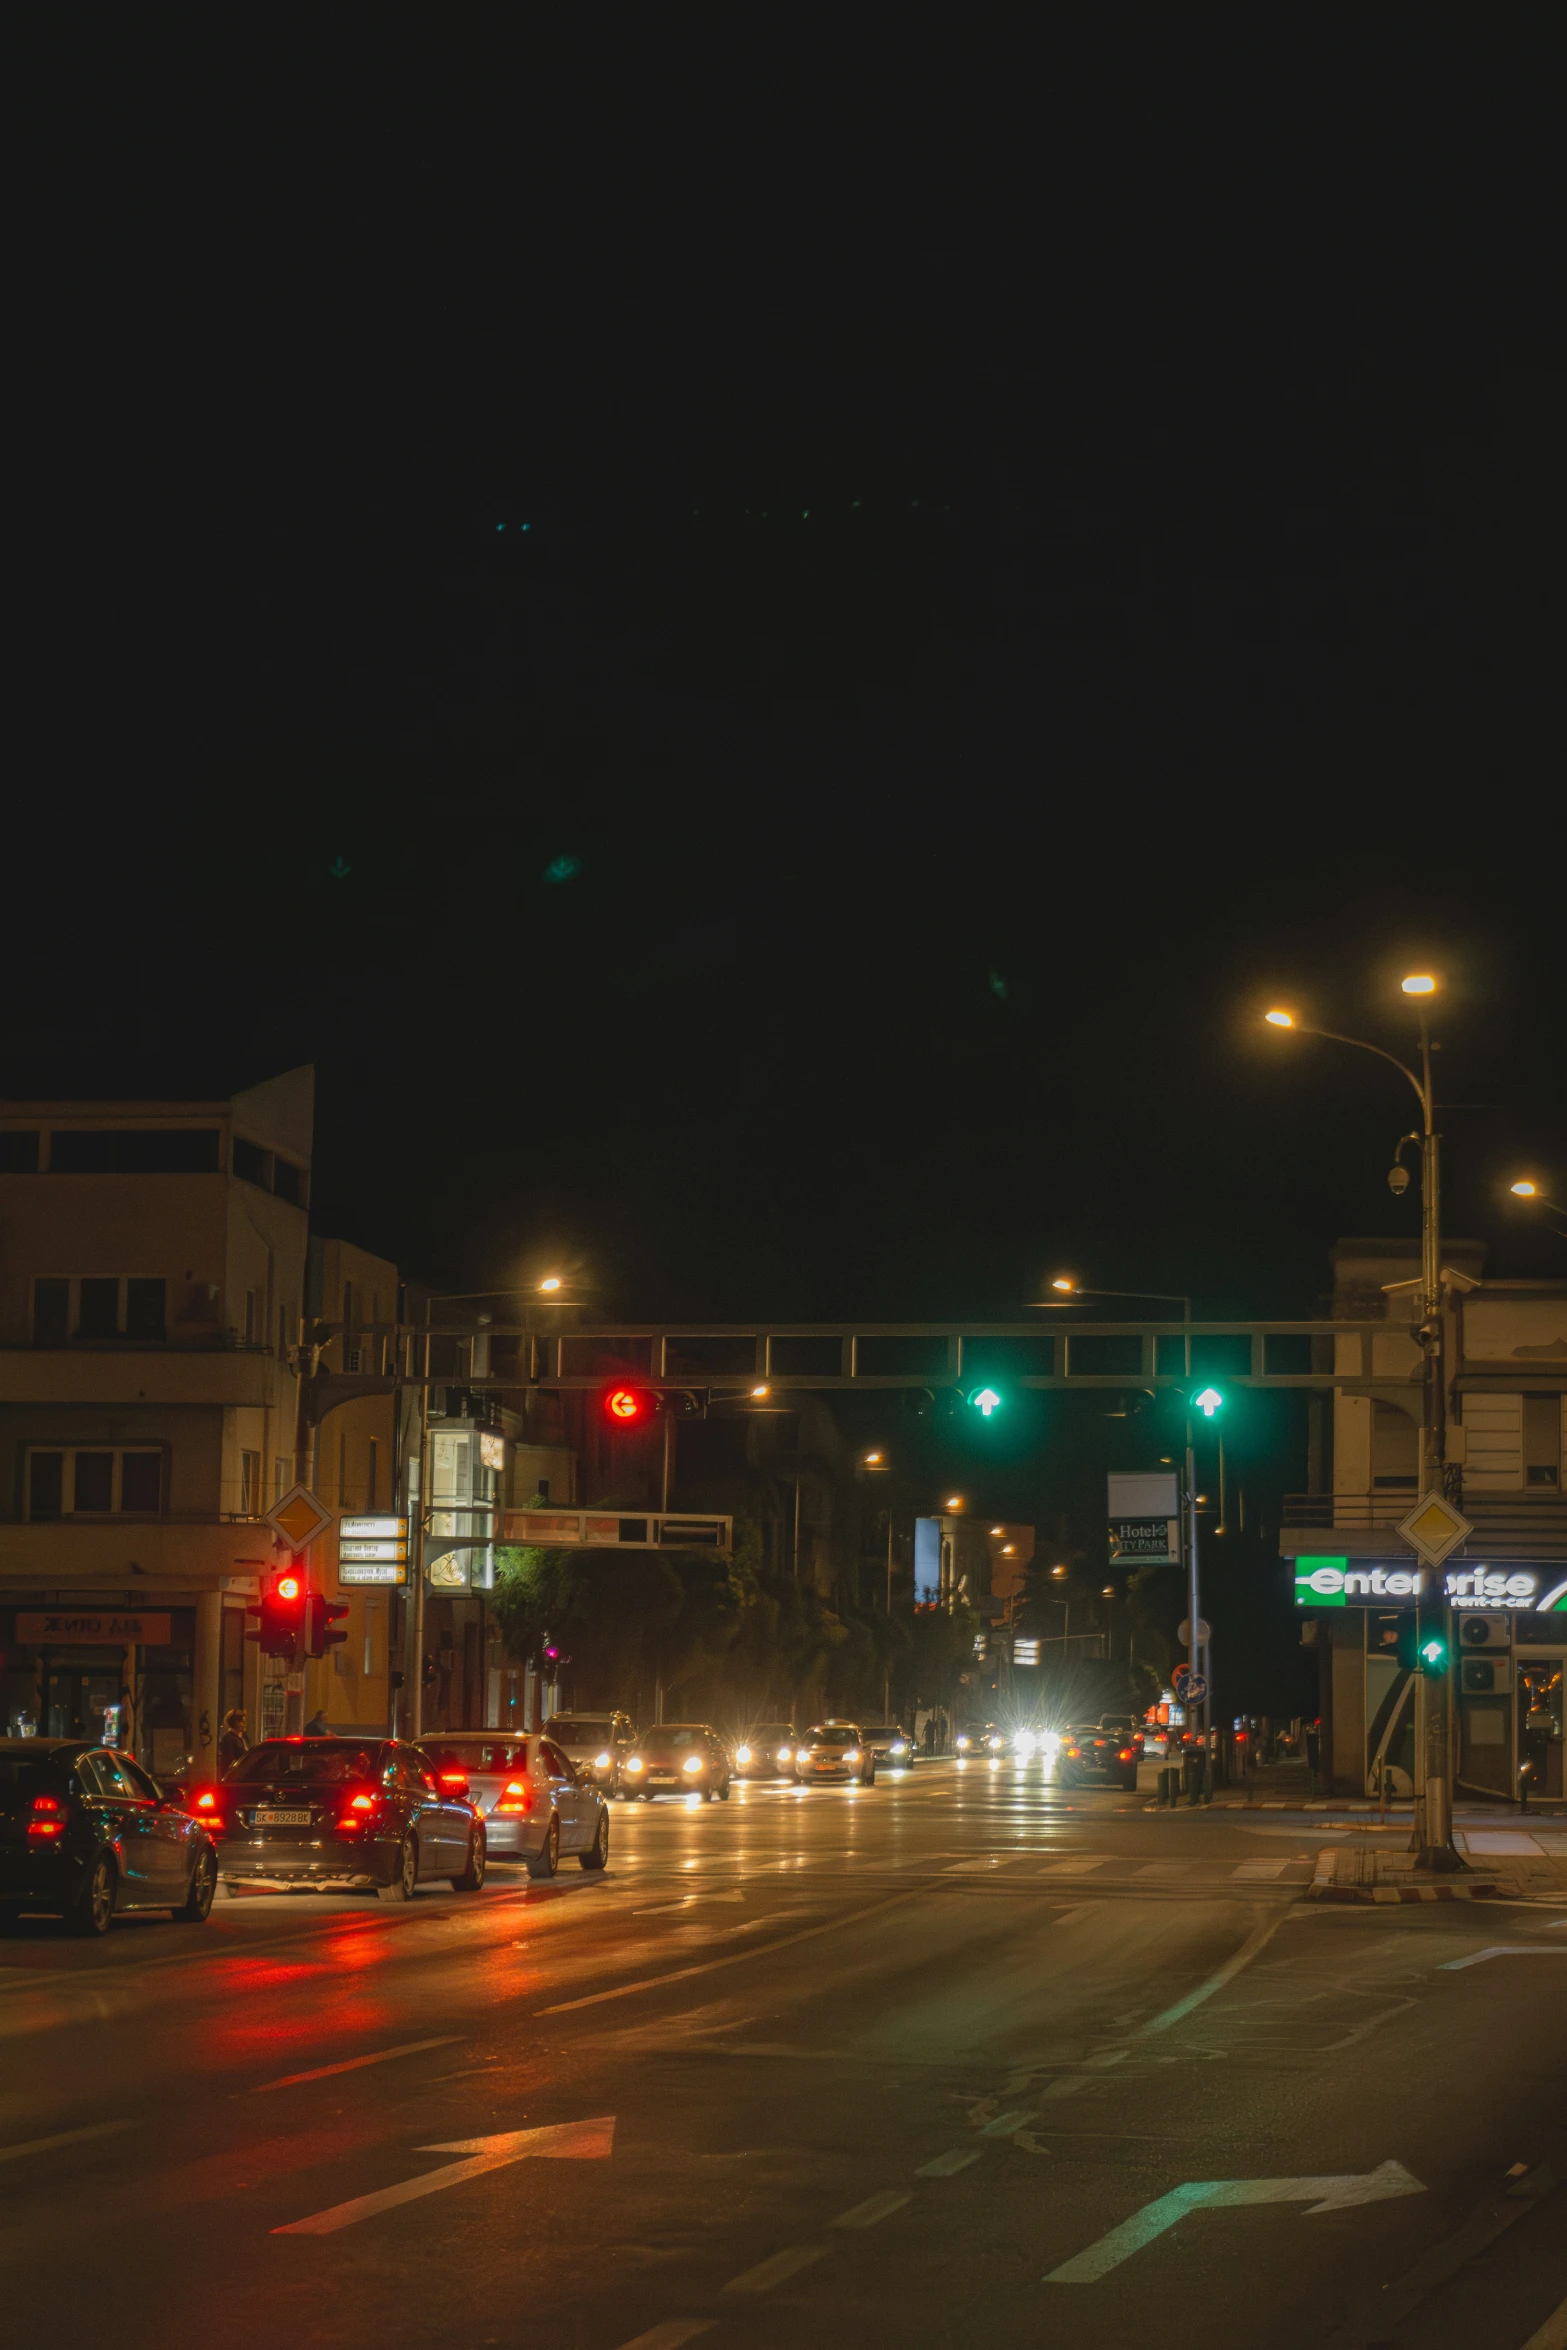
[604,1386,647,1423]
[276,1573,302,1602]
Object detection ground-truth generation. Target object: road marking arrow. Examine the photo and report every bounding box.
[1441,1947,1567,1971]
[1045,2159,1425,2282]
[273,2116,615,2236]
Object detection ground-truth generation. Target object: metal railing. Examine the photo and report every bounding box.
[1284,1489,1567,1558]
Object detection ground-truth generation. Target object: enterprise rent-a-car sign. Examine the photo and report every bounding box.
[1295,1560,1567,1612]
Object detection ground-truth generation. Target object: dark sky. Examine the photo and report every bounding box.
[11,19,1564,1322]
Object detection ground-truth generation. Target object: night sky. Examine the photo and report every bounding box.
[11,20,1564,1330]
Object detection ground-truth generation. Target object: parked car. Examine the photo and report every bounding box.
[858,1723,916,1770]
[0,1738,217,1935]
[621,1724,731,1800]
[732,1723,800,1781]
[795,1722,876,1786]
[194,1737,489,1900]
[1057,1726,1141,1792]
[542,1711,638,1795]
[420,1734,609,1877]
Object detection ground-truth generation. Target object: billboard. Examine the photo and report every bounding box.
[1107,1472,1180,1565]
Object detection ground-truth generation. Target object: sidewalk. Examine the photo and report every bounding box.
[1308,1825,1567,1906]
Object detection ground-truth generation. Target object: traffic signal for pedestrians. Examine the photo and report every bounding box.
[245,1569,307,1661]
[307,1593,350,1660]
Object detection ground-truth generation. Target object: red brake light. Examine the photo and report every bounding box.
[31,1792,63,1812]
[193,1790,218,1808]
[495,1779,533,1815]
[335,1790,382,1834]
[1119,1749,1135,1761]
[28,1794,66,1839]
[439,1771,469,1789]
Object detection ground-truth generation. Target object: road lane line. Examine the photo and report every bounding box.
[832,2191,912,2228]
[1520,2290,1567,2350]
[1035,1858,1107,1875]
[722,2244,829,2292]
[0,2119,135,2164]
[917,2148,982,2176]
[537,1893,920,2014]
[612,2326,717,2350]
[1042,2077,1090,2099]
[1134,1912,1287,2037]
[274,2116,614,2234]
[980,2110,1038,2136]
[250,2037,461,2091]
[1439,1947,1567,1971]
[1231,1860,1291,1879]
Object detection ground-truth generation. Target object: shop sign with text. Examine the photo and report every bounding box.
[1294,1560,1567,1612]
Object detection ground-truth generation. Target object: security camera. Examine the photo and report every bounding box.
[1387,1164,1411,1196]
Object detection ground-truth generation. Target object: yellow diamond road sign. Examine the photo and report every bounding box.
[266,1483,334,1554]
[1397,1490,1473,1568]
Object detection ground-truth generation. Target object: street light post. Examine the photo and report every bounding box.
[1266,978,1458,1868]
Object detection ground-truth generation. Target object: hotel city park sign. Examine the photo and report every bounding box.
[1294,1561,1567,1613]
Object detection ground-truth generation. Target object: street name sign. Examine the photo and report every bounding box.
[338,1514,409,1586]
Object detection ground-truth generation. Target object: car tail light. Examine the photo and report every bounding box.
[1119,1748,1135,1761]
[438,1771,470,1793]
[27,1794,66,1839]
[336,1791,383,1834]
[495,1780,533,1816]
[1064,1745,1080,1759]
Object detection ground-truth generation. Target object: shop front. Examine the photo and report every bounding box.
[1,1602,197,1773]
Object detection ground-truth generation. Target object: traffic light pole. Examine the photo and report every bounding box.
[1413,1006,1458,1870]
[1185,1420,1206,1791]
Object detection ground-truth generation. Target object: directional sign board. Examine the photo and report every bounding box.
[339,1515,409,1586]
[265,1483,333,1555]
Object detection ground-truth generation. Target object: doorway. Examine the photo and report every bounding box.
[43,1652,126,1742]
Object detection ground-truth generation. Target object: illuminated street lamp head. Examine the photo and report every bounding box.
[1102,1584,1115,1597]
[945,1495,964,1511]
[864,1450,883,1465]
[1510,1181,1538,1198]
[1193,1385,1224,1418]
[751,1384,770,1398]
[1051,1563,1067,1578]
[1400,974,1437,995]
[1051,1275,1076,1293]
[1264,1009,1294,1028]
[538,1275,563,1293]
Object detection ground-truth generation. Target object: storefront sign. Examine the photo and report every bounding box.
[1294,1560,1567,1612]
[1108,1474,1180,1564]
[16,1612,172,1645]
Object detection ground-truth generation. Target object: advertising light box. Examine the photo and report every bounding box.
[1294,1559,1567,1612]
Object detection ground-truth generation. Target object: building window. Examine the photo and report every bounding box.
[33,1279,69,1347]
[126,1278,166,1339]
[243,1289,257,1346]
[239,1450,260,1515]
[271,1157,305,1207]
[78,1278,120,1339]
[49,1128,220,1173]
[0,1131,40,1172]
[24,1448,163,1517]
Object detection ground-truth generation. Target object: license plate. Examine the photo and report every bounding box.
[254,1809,312,1827]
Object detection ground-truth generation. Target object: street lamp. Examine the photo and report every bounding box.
[1034,1275,1192,1371]
[1265,976,1456,1868]
[1509,1180,1567,1235]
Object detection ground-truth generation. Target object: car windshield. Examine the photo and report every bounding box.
[228,1741,382,1785]
[545,1720,613,1744]
[807,1726,856,1747]
[422,1740,529,1774]
[639,1727,703,1751]
[860,1726,902,1740]
[749,1724,793,1742]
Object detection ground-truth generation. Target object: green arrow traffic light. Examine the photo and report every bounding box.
[1192,1386,1224,1418]
[1418,1629,1449,1675]
[968,1386,1003,1419]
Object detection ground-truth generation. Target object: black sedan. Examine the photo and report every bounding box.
[196,1737,486,1900]
[621,1724,732,1801]
[1056,1726,1141,1792]
[731,1723,800,1781]
[0,1739,217,1935]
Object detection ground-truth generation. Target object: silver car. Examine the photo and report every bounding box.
[542,1712,638,1795]
[420,1736,609,1879]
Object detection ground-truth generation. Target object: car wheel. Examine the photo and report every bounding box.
[579,1812,609,1871]
[378,1836,419,1902]
[175,1844,217,1923]
[71,1853,117,1937]
[527,1819,560,1880]
[454,1828,487,1891]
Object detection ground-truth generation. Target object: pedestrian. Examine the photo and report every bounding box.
[303,1706,333,1737]
[218,1707,249,1770]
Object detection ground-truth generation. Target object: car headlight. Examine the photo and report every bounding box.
[625,1756,644,1773]
[1015,1732,1037,1757]
[776,1747,792,1763]
[682,1754,703,1774]
[891,1742,908,1756]
[735,1745,752,1766]
[594,1752,611,1769]
[843,1751,861,1765]
[956,1735,970,1751]
[987,1736,1003,1750]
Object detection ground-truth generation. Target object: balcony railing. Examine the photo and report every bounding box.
[1284,1489,1567,1559]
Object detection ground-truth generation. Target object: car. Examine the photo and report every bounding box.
[0,1738,217,1935]
[732,1722,800,1780]
[542,1711,638,1796]
[621,1723,731,1801]
[955,1723,1008,1758]
[194,1736,490,1900]
[794,1722,876,1785]
[1056,1726,1141,1791]
[1098,1713,1142,1749]
[419,1734,611,1877]
[858,1723,916,1770]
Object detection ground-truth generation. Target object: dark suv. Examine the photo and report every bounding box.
[0,1739,217,1935]
[195,1737,486,1900]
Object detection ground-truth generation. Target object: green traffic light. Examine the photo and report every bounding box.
[969,1386,1003,1419]
[1193,1386,1224,1418]
[1419,1635,1448,1672]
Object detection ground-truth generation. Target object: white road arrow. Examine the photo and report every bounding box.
[1045,2158,1425,2283]
[273,2116,615,2236]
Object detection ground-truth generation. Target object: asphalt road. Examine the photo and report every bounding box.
[3,1760,1564,2350]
